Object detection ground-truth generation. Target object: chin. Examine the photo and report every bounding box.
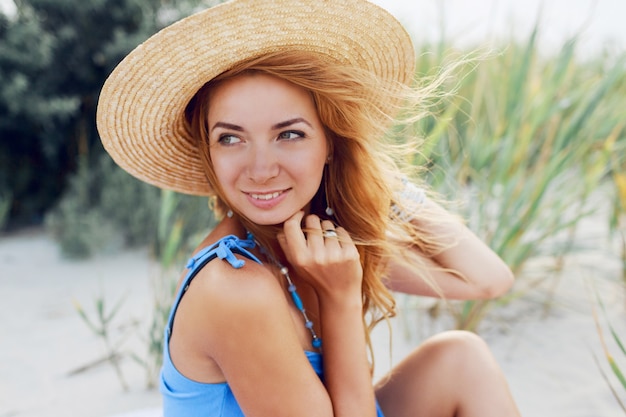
[241,211,292,227]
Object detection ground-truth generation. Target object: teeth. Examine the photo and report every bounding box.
[250,191,282,200]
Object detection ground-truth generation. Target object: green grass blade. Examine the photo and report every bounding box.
[608,355,626,391]
[591,351,626,412]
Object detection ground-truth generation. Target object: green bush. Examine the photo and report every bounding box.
[96,155,161,247]
[45,197,116,258]
[45,152,212,258]
[45,156,112,258]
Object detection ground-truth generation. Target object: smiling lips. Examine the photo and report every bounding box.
[245,190,288,210]
[248,190,285,201]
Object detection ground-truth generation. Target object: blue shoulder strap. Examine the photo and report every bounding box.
[185,234,261,271]
[164,235,262,339]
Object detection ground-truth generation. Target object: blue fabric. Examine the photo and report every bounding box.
[160,235,385,417]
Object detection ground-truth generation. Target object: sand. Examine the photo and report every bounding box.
[1,217,624,417]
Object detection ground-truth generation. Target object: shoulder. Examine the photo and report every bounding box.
[182,218,277,303]
[188,257,302,365]
[168,243,297,382]
[179,247,290,345]
[194,251,281,307]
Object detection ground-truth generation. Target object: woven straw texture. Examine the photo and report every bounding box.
[97,0,415,195]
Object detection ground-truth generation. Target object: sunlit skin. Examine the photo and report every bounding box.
[207,73,329,225]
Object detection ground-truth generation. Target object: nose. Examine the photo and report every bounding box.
[246,142,279,184]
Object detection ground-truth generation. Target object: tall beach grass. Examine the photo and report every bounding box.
[400,26,625,331]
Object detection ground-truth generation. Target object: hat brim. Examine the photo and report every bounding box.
[97,0,415,196]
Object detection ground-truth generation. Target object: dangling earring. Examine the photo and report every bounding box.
[324,161,334,217]
[226,209,234,218]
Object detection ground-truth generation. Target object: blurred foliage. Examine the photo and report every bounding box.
[45,151,213,258]
[73,294,133,391]
[0,0,205,229]
[134,189,216,388]
[592,289,626,412]
[401,26,626,330]
[19,0,219,387]
[607,126,626,283]
[45,153,155,257]
[69,177,216,388]
[0,188,10,229]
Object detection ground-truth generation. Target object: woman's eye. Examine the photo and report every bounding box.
[278,130,305,140]
[218,134,241,145]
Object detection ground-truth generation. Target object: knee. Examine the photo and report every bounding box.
[425,330,487,350]
[419,330,494,368]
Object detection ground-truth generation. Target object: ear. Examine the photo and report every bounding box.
[323,126,334,163]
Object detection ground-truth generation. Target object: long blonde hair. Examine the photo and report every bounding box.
[186,50,454,359]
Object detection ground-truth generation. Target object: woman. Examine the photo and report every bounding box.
[97,0,521,416]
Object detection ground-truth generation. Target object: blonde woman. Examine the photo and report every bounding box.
[97,1,521,416]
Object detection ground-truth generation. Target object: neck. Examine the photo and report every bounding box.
[235,216,286,264]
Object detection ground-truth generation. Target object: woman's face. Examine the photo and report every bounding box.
[207,73,329,225]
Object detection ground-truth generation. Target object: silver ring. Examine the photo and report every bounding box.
[322,229,338,238]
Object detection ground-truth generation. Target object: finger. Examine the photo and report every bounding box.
[335,226,361,258]
[320,219,341,247]
[320,219,336,233]
[304,214,324,251]
[276,231,289,256]
[335,226,359,256]
[334,227,354,244]
[281,211,307,258]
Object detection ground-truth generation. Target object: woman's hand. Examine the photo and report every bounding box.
[279,211,377,417]
[277,211,363,303]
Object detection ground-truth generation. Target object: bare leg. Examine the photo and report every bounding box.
[375,330,521,417]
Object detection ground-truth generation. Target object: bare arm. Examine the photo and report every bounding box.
[387,198,514,300]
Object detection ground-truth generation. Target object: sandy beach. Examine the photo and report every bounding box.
[1,203,624,417]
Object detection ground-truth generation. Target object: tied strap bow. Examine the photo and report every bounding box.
[185,235,261,270]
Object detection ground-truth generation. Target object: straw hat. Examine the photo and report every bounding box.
[97,0,415,196]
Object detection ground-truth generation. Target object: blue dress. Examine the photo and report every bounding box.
[160,235,385,416]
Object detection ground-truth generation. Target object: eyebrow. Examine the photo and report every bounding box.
[210,117,312,133]
[271,117,312,130]
[210,122,244,133]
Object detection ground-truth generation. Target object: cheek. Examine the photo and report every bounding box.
[300,158,327,191]
[289,147,325,174]
[209,150,237,190]
[309,149,329,181]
